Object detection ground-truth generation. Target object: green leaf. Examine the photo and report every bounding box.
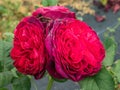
[0,71,14,87]
[103,37,116,66]
[41,0,49,6]
[34,6,39,9]
[112,60,120,83]
[103,37,115,49]
[0,62,2,72]
[12,76,31,90]
[0,40,13,71]
[11,68,18,78]
[0,88,8,90]
[47,0,58,6]
[79,67,115,90]
[41,0,58,6]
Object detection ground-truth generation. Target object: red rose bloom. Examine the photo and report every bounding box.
[10,16,46,79]
[45,18,105,81]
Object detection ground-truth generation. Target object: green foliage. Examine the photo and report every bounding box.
[103,37,116,66]
[2,32,14,42]
[41,0,48,6]
[0,62,2,72]
[0,71,14,87]
[0,88,8,90]
[0,40,14,88]
[42,0,58,6]
[0,40,13,71]
[0,39,31,89]
[112,60,120,83]
[79,67,115,90]
[12,76,31,90]
[11,68,19,78]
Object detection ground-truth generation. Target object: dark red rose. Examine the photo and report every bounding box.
[32,6,76,36]
[45,18,105,81]
[10,16,46,79]
[32,6,76,20]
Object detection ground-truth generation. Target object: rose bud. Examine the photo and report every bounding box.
[10,16,46,79]
[32,6,76,36]
[45,18,105,81]
[32,6,76,20]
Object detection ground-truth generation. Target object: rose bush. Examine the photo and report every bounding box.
[45,18,105,81]
[10,16,46,79]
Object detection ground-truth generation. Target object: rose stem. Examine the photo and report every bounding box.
[46,76,54,90]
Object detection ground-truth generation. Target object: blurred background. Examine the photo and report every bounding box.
[0,0,95,34]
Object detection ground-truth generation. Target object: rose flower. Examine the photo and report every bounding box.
[32,6,76,36]
[45,18,105,81]
[32,6,76,20]
[10,16,46,79]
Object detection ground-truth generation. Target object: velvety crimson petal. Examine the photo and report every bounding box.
[45,18,105,81]
[32,6,76,36]
[10,16,46,79]
[32,6,76,20]
[46,58,65,79]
